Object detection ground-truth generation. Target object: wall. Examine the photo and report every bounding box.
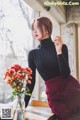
[67,6,80,23]
[78,25,80,80]
[66,5,80,79]
[61,23,79,79]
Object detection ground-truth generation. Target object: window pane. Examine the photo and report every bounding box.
[0,0,35,103]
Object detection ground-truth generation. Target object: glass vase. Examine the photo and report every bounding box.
[13,95,25,120]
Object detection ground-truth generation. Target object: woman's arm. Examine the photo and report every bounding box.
[24,50,36,107]
[57,44,70,78]
[54,36,70,78]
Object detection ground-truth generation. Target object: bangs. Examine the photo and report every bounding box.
[31,17,52,36]
[31,19,43,35]
[31,19,39,29]
[31,19,36,30]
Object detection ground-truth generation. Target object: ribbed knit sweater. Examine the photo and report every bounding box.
[24,37,70,107]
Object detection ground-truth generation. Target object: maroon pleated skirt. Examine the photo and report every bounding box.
[45,75,80,120]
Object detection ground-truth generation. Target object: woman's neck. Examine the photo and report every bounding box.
[40,37,53,47]
[39,35,49,41]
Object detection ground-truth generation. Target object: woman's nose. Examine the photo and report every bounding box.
[34,30,37,33]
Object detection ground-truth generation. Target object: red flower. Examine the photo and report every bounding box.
[7,80,12,85]
[24,67,32,74]
[10,64,22,72]
[4,64,32,91]
[27,75,32,79]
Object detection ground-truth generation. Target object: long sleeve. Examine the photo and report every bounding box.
[57,44,70,78]
[24,50,36,107]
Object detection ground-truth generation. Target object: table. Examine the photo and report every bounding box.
[18,106,52,120]
[0,103,52,120]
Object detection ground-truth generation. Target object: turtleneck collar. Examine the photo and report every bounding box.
[40,37,53,47]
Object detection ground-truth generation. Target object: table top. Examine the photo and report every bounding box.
[0,104,52,120]
[18,106,52,120]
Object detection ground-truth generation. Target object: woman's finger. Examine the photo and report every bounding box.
[55,37,63,44]
[54,39,61,44]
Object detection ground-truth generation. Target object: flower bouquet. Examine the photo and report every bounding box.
[4,64,32,120]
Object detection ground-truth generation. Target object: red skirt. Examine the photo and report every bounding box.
[45,75,80,120]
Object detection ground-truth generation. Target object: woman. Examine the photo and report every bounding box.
[24,17,80,120]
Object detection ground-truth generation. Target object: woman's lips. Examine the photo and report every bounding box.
[35,35,38,37]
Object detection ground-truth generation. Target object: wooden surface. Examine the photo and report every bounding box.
[31,100,49,107]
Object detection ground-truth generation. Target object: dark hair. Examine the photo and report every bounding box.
[31,17,53,36]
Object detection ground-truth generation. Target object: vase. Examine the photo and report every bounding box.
[17,95,25,120]
[13,95,25,120]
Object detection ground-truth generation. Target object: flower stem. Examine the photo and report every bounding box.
[13,99,18,120]
[18,95,25,120]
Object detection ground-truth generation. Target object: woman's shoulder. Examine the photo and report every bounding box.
[28,48,39,56]
[28,49,35,60]
[28,49,35,55]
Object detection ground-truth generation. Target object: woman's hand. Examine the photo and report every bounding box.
[54,36,63,55]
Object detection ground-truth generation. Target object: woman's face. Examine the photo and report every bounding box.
[32,20,49,41]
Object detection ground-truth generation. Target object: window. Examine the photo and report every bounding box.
[0,0,35,103]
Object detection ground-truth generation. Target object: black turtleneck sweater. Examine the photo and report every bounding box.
[24,37,70,107]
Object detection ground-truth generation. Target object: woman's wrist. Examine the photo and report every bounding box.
[56,50,62,55]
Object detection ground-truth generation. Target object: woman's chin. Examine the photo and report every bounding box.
[35,37,42,41]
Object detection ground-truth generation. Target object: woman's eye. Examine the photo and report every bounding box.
[32,27,40,31]
[32,28,35,31]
